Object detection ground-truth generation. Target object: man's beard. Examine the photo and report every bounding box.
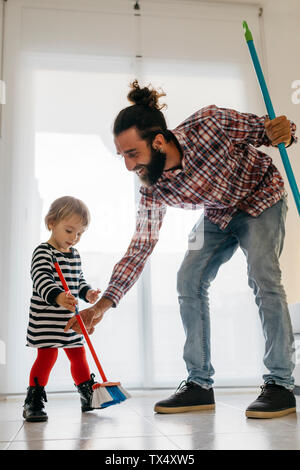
[135,148,167,187]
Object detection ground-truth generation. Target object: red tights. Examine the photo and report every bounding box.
[29,347,91,387]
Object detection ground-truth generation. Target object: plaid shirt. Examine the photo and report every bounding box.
[103,105,297,306]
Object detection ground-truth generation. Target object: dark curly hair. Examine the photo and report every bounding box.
[113,80,173,144]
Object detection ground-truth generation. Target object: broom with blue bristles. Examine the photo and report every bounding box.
[53,255,131,409]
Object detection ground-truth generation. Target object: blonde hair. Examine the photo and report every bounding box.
[45,196,90,230]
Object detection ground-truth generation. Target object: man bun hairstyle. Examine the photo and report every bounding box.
[113,80,173,144]
[127,79,167,110]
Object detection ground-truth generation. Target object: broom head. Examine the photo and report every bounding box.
[91,381,131,409]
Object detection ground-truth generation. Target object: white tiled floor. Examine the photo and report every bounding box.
[1,388,300,450]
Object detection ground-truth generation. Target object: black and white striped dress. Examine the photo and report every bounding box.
[26,243,91,349]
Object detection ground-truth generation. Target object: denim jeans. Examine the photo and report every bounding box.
[177,197,295,390]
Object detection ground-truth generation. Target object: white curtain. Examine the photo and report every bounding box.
[0,0,267,394]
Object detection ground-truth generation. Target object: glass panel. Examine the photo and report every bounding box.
[143,59,266,387]
[33,59,142,390]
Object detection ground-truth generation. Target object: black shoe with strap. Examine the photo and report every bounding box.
[245,381,296,419]
[76,373,97,412]
[23,377,48,422]
[154,380,215,414]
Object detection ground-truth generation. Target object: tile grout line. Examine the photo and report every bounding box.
[218,400,299,427]
[141,414,183,450]
[4,421,26,450]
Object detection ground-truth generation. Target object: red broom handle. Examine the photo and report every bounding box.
[53,258,108,383]
[74,310,108,383]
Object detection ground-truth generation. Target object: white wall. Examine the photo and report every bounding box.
[0,0,23,393]
[262,0,300,303]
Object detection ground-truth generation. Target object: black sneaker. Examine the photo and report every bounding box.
[245,381,296,419]
[154,380,215,414]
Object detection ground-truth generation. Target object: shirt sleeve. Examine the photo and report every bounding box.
[31,246,63,305]
[78,270,92,302]
[215,107,298,148]
[102,189,167,306]
[72,249,92,301]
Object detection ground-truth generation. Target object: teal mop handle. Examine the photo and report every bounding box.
[243,21,300,216]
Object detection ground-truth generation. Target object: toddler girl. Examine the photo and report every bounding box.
[23,196,101,421]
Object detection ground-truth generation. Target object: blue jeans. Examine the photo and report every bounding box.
[177,197,295,390]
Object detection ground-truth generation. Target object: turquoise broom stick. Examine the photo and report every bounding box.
[243,21,300,216]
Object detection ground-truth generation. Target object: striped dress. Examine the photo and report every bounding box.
[26,243,91,348]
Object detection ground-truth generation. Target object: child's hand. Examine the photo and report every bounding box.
[86,288,101,304]
[56,291,77,311]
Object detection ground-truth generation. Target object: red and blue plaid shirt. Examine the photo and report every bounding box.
[103,105,297,306]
